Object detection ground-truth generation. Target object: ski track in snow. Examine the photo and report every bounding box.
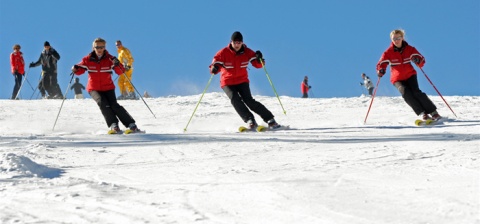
[0,93,479,224]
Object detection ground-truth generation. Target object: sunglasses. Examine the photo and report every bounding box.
[94,46,105,49]
[233,41,243,45]
[392,37,403,41]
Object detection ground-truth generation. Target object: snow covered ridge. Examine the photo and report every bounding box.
[0,94,478,223]
[0,153,63,178]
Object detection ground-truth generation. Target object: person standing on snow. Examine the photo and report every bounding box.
[70,77,86,99]
[301,76,311,98]
[29,41,63,99]
[210,31,282,130]
[360,73,374,96]
[71,38,142,134]
[115,40,136,100]
[376,29,441,121]
[10,44,25,100]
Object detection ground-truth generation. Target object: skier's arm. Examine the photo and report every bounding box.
[10,53,15,73]
[51,49,60,61]
[210,50,224,74]
[31,53,43,67]
[410,47,425,68]
[376,52,389,76]
[249,49,263,68]
[111,56,125,75]
[125,48,134,65]
[72,58,88,75]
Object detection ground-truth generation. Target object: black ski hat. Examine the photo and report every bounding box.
[231,31,243,42]
[44,41,50,47]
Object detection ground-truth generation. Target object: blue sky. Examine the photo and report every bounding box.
[1,0,479,99]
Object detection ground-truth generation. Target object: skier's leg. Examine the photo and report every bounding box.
[223,84,254,122]
[406,75,437,114]
[89,90,119,128]
[237,82,274,123]
[11,73,22,99]
[394,80,424,115]
[38,73,46,98]
[51,73,63,98]
[103,89,135,127]
[43,74,54,97]
[125,69,134,98]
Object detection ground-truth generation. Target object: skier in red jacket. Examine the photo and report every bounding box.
[210,31,281,130]
[10,44,25,100]
[377,29,441,121]
[71,38,142,134]
[301,76,311,98]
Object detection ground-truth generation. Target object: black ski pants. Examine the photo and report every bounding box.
[393,75,437,115]
[89,89,135,128]
[222,82,274,123]
[41,72,63,97]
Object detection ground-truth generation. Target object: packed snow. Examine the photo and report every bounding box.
[0,93,478,224]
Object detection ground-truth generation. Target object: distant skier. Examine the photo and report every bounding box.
[70,78,86,99]
[9,44,25,100]
[360,73,374,96]
[210,31,282,130]
[377,29,442,121]
[115,40,136,100]
[29,41,63,99]
[71,37,142,134]
[143,91,151,98]
[301,76,311,98]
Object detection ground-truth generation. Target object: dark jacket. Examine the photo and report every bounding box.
[32,48,60,74]
[70,81,85,95]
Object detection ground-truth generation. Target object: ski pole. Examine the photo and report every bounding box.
[417,66,457,118]
[363,77,381,124]
[25,78,35,91]
[259,59,286,115]
[52,73,75,131]
[30,72,45,99]
[120,71,157,119]
[184,74,214,132]
[14,67,30,100]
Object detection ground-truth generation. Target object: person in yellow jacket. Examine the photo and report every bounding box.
[115,40,136,100]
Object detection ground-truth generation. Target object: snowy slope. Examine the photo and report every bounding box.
[0,94,478,224]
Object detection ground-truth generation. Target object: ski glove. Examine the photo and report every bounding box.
[378,69,385,77]
[125,65,131,71]
[111,57,120,66]
[71,65,79,72]
[29,62,35,68]
[411,56,421,65]
[210,65,219,74]
[255,50,263,63]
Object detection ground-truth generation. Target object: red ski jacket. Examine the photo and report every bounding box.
[10,51,25,74]
[301,81,309,94]
[376,41,425,84]
[210,44,263,88]
[73,50,125,92]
